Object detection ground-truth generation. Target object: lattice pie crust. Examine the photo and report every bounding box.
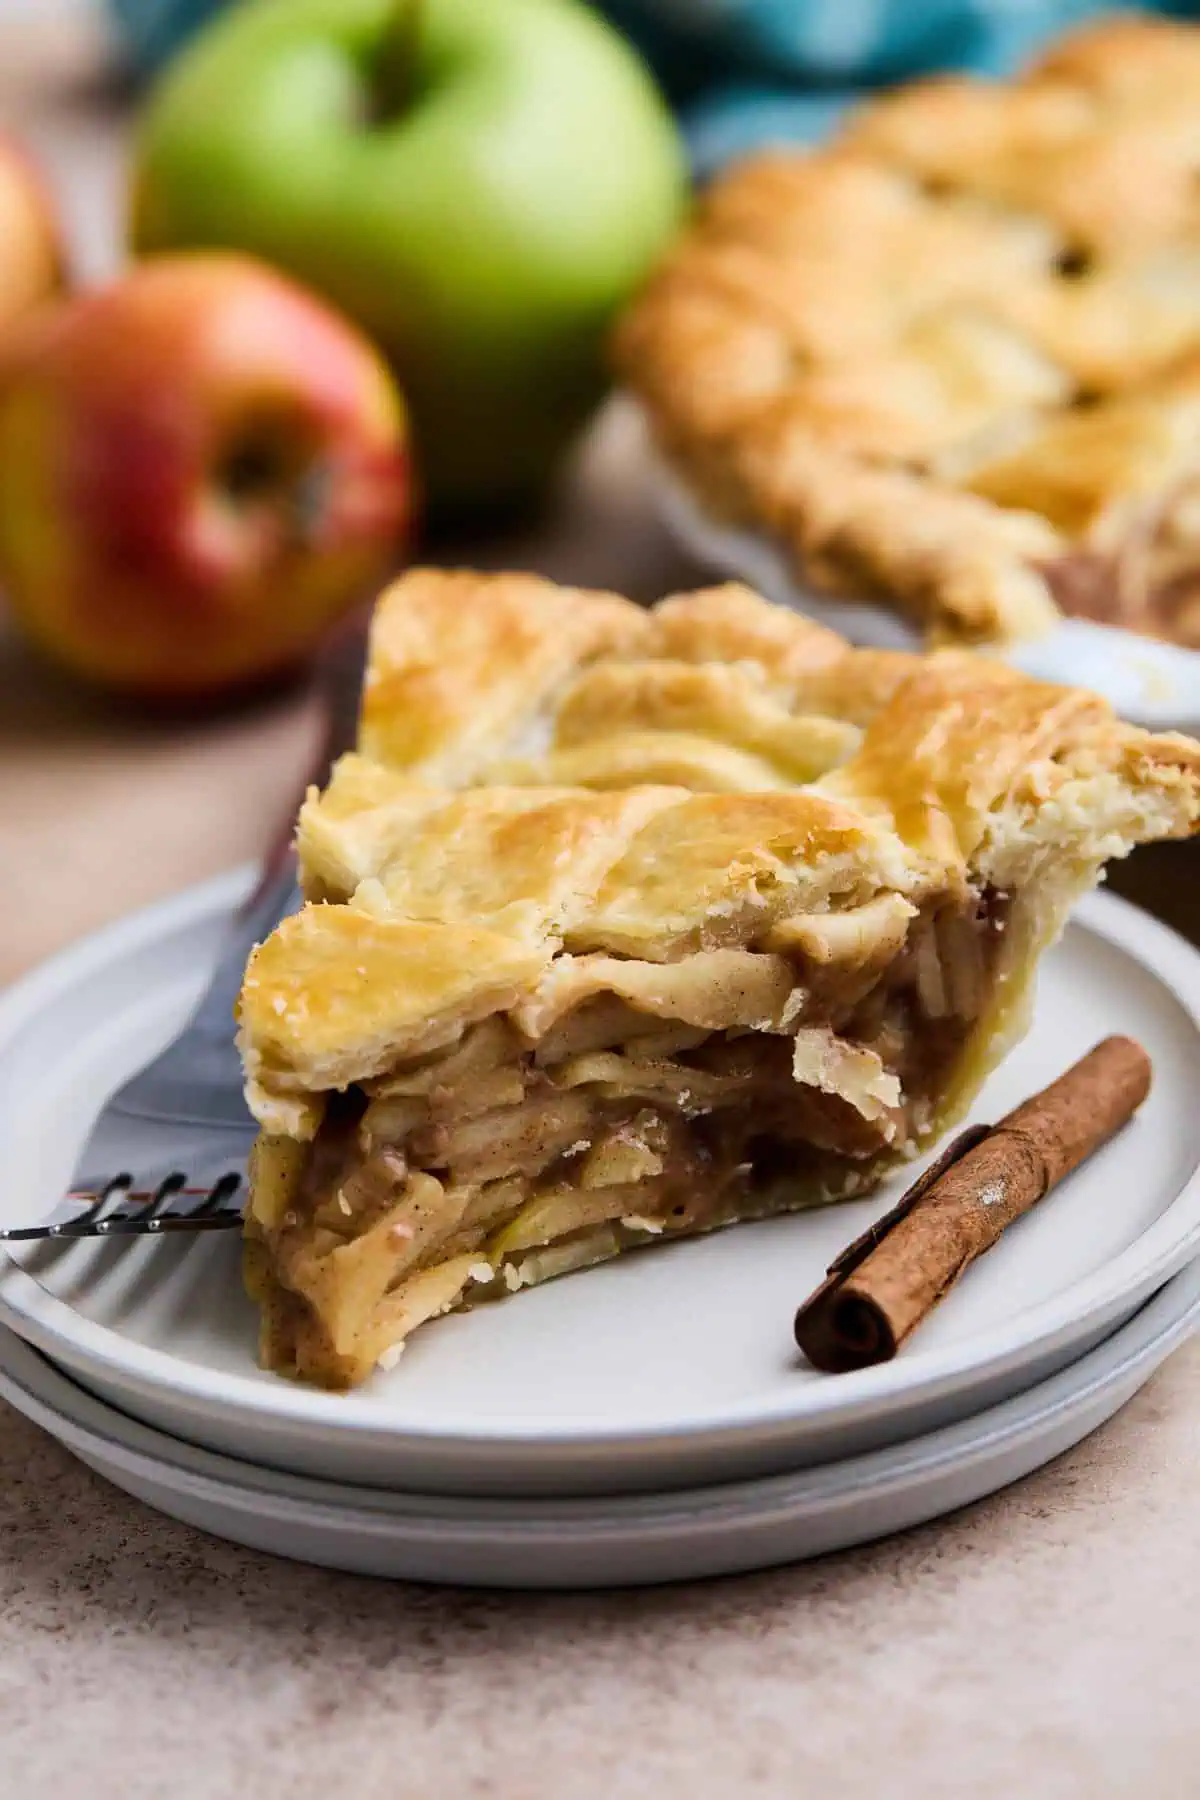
[616,15,1200,648]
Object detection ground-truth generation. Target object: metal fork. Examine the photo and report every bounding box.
[1,628,366,1245]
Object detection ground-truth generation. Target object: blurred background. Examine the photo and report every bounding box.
[1,0,1195,989]
[0,0,692,984]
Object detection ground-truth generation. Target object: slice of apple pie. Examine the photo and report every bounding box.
[237,570,1200,1387]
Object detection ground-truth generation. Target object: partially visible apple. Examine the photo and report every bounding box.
[130,0,686,510]
[0,135,62,334]
[0,253,411,699]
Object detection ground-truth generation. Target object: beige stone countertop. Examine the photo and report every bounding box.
[3,17,1200,1799]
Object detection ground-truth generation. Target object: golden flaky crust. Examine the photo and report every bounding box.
[241,569,1200,1112]
[615,14,1200,647]
[359,568,646,779]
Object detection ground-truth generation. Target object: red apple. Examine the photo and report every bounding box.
[0,135,62,335]
[0,253,412,698]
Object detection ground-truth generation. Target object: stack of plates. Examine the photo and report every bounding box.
[0,872,1198,1588]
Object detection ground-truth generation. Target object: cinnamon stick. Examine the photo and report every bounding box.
[794,1036,1152,1373]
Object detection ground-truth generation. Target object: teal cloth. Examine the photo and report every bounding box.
[107,0,1200,172]
[602,0,1200,171]
[108,0,222,72]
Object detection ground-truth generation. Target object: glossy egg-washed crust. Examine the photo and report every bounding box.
[240,568,1199,1124]
[615,15,1200,646]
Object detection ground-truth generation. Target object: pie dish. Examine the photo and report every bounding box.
[236,568,1200,1389]
[615,14,1200,651]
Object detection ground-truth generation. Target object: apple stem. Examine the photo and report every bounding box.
[373,0,424,124]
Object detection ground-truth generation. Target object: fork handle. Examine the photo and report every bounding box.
[166,622,367,1072]
[104,623,368,1132]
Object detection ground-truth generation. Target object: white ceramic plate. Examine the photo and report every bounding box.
[1,1261,1197,1588]
[1,871,1199,1496]
[653,455,1200,735]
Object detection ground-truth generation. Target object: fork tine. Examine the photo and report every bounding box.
[48,1175,132,1237]
[59,1174,129,1213]
[94,1207,243,1236]
[50,1182,245,1238]
[143,1170,243,1233]
[106,1168,245,1235]
[149,1171,188,1212]
[190,1171,244,1216]
[70,1174,132,1220]
[1,1165,248,1241]
[95,1170,187,1235]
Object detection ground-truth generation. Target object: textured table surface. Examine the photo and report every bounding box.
[2,18,1199,1800]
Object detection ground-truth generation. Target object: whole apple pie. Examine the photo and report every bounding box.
[616,15,1200,649]
[237,569,1200,1388]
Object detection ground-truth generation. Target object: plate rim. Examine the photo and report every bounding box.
[1,1255,1197,1535]
[1,869,1199,1458]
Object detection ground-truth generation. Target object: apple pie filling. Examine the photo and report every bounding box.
[246,886,1010,1388]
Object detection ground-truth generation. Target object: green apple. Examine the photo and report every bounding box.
[132,0,686,510]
